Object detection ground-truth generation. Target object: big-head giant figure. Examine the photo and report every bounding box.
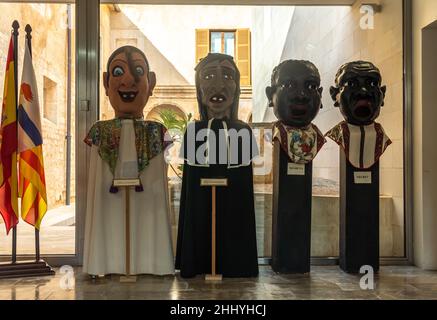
[176,53,259,278]
[266,60,326,273]
[326,61,392,273]
[83,46,174,277]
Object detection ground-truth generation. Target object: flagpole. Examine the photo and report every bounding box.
[24,24,40,262]
[0,22,54,279]
[11,20,19,265]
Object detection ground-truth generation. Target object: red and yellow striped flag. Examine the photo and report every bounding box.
[18,40,47,229]
[0,36,19,234]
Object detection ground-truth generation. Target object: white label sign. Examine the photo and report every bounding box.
[287,163,305,176]
[354,172,372,184]
[200,178,228,187]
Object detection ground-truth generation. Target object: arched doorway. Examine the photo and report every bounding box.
[146,104,186,123]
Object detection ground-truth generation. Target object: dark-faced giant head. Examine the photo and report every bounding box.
[103,45,156,118]
[330,61,386,126]
[266,60,323,128]
[195,53,240,121]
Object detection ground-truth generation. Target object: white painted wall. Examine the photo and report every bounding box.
[119,5,255,84]
[412,0,437,270]
[251,6,295,122]
[118,4,295,121]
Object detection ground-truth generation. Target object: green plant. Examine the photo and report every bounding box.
[158,109,192,135]
[158,109,192,177]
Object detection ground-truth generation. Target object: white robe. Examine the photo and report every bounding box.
[83,120,175,276]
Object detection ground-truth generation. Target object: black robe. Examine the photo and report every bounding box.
[175,118,259,278]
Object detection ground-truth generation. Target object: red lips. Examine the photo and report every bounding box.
[354,99,372,118]
[290,104,308,117]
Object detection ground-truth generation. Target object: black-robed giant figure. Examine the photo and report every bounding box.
[175,53,259,278]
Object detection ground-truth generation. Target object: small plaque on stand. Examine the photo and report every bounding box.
[200,178,228,187]
[287,163,305,176]
[113,178,141,187]
[353,172,372,184]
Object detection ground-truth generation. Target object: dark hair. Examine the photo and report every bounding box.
[105,45,151,86]
[194,53,241,121]
[270,60,320,86]
[334,60,381,87]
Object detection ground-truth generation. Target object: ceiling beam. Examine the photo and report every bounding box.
[100,0,357,5]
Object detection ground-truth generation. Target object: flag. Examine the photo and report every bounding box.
[0,36,19,234]
[18,40,47,229]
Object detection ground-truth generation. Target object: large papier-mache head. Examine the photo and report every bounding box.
[103,45,156,118]
[266,59,323,128]
[195,53,241,121]
[330,60,386,126]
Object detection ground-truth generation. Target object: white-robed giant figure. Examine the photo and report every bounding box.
[83,46,175,276]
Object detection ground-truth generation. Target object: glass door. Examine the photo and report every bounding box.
[0,1,76,263]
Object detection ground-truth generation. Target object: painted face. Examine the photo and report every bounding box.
[331,62,386,126]
[103,51,156,118]
[267,61,322,128]
[198,59,237,120]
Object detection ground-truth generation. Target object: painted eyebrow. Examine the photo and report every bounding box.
[111,59,145,65]
[221,66,236,73]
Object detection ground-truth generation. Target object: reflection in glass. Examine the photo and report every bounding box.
[97,3,405,259]
[224,32,235,57]
[210,32,222,54]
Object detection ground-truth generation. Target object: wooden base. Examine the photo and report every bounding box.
[205,274,222,281]
[119,275,137,283]
[0,260,55,279]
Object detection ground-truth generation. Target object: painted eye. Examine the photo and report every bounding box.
[112,66,124,77]
[135,66,144,76]
[344,80,357,88]
[369,80,378,87]
[308,83,318,90]
[204,74,214,80]
[280,82,294,89]
[224,74,234,80]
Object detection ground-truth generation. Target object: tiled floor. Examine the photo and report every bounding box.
[0,266,436,300]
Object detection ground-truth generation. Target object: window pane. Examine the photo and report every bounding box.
[210,32,222,53]
[224,32,235,57]
[0,2,76,255]
[98,3,405,259]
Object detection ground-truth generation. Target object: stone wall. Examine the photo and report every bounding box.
[0,3,75,210]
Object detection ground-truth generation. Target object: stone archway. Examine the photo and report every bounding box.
[146,103,186,122]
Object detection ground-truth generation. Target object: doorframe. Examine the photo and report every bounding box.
[75,0,415,267]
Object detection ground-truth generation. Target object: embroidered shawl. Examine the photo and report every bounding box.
[273,121,326,164]
[84,118,172,175]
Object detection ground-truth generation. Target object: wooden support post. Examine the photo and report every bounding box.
[115,179,140,283]
[211,186,217,277]
[202,178,227,281]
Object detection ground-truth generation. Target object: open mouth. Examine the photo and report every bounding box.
[353,99,373,118]
[118,91,138,103]
[290,104,308,117]
[209,94,227,103]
